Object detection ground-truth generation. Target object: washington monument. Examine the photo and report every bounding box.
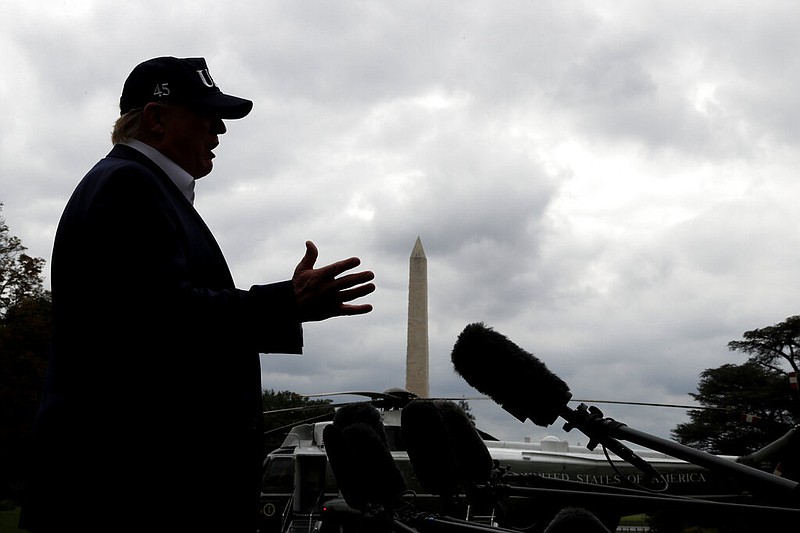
[405,236,429,397]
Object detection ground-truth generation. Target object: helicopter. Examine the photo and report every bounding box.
[257,387,800,533]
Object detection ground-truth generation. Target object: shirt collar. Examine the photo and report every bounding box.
[121,139,196,204]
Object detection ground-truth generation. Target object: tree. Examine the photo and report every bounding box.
[727,315,800,375]
[457,399,476,425]
[0,205,51,499]
[672,362,797,455]
[261,389,335,452]
[673,316,800,457]
[727,316,800,423]
[0,206,47,319]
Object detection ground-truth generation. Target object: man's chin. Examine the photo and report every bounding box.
[194,163,213,179]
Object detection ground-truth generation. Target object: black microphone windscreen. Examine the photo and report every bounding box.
[323,422,406,511]
[322,424,363,509]
[543,507,612,533]
[344,422,406,506]
[451,322,572,427]
[401,400,460,496]
[435,400,493,485]
[333,402,387,443]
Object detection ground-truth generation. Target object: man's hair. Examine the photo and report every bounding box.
[111,109,145,144]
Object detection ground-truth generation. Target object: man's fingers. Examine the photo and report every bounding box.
[292,241,376,321]
[337,303,374,316]
[332,270,375,291]
[337,282,376,303]
[314,256,364,279]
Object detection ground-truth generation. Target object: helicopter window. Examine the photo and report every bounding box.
[384,426,405,451]
[262,456,294,493]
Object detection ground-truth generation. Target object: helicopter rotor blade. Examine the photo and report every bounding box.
[570,399,732,412]
[264,387,731,417]
[304,391,403,401]
[463,394,732,411]
[263,401,353,416]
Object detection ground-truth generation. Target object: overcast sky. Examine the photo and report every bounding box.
[3,1,800,446]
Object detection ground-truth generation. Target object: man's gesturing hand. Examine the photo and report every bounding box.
[292,241,376,322]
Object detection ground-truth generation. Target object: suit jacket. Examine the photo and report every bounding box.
[22,144,303,532]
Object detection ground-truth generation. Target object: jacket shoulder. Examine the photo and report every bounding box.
[93,144,161,177]
[79,145,175,196]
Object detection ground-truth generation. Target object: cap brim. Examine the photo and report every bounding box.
[193,92,253,119]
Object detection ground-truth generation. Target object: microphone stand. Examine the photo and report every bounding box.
[559,403,800,501]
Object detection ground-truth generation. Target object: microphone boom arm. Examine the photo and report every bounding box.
[560,402,800,499]
[561,403,661,478]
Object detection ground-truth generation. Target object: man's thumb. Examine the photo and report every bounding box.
[295,240,318,273]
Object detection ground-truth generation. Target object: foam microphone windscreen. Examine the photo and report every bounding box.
[401,400,460,496]
[345,422,406,506]
[324,421,406,511]
[451,322,572,427]
[543,507,612,533]
[332,402,388,445]
[323,424,363,509]
[435,400,493,485]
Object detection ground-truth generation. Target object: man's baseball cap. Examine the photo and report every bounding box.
[119,56,253,119]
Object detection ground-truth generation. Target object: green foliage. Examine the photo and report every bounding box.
[672,362,796,455]
[0,206,51,501]
[456,399,476,424]
[0,208,47,321]
[674,315,800,457]
[727,315,800,374]
[261,389,335,453]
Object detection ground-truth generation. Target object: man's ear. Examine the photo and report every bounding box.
[142,102,167,135]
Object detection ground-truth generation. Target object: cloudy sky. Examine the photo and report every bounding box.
[4,1,800,446]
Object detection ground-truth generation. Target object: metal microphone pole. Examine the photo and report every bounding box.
[561,403,800,500]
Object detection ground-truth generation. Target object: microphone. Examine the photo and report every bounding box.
[402,399,497,522]
[401,400,461,497]
[451,322,660,478]
[322,423,362,509]
[434,400,493,486]
[324,405,406,512]
[451,322,572,427]
[450,323,800,496]
[333,402,388,445]
[543,507,612,533]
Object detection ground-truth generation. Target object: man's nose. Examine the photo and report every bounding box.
[213,118,227,135]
